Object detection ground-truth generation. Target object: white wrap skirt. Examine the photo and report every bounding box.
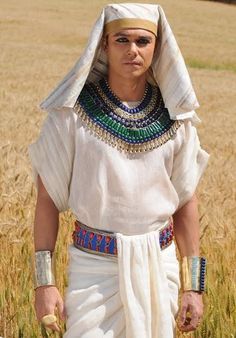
[64,224,180,338]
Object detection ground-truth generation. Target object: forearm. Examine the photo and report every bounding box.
[34,175,59,252]
[33,176,65,329]
[173,193,200,258]
[174,194,205,331]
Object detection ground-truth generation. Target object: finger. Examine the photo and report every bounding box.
[62,306,67,321]
[57,297,66,321]
[177,305,188,327]
[178,311,193,332]
[180,323,197,333]
[190,311,200,330]
[179,315,201,332]
[187,303,202,330]
[45,322,61,333]
[40,313,60,333]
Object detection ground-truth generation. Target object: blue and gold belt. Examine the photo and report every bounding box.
[73,220,174,257]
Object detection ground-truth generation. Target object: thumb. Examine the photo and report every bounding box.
[57,297,66,321]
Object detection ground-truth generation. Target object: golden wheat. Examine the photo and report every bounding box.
[0,0,236,337]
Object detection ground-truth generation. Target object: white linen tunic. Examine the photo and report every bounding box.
[29,108,209,338]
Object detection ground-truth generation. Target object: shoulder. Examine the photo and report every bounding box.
[42,109,78,138]
[173,119,202,156]
[48,107,78,123]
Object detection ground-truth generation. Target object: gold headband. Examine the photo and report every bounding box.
[104,18,157,36]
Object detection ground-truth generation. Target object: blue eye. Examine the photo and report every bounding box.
[136,38,150,45]
[116,37,129,43]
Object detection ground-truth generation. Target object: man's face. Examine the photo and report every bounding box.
[104,29,156,80]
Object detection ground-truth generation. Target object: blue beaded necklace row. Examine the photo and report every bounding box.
[100,78,150,114]
[85,81,163,129]
[74,78,182,153]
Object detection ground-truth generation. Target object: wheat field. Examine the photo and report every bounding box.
[0,0,236,337]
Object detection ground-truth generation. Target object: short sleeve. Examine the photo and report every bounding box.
[170,120,209,209]
[28,110,77,212]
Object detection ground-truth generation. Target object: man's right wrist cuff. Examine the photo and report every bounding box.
[34,250,56,289]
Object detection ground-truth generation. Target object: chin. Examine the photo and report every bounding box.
[121,70,147,80]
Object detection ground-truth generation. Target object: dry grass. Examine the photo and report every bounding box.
[0,0,236,337]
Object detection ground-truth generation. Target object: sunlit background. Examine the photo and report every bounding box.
[0,0,235,336]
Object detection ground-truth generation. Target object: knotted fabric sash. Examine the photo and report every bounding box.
[117,227,175,338]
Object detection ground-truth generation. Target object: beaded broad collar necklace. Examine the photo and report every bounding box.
[74,78,182,154]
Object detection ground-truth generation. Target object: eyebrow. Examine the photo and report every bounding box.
[113,32,153,40]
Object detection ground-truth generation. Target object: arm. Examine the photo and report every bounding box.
[173,193,204,332]
[173,193,200,257]
[34,175,59,251]
[34,175,65,332]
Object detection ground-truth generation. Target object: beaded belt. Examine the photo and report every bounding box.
[72,220,174,257]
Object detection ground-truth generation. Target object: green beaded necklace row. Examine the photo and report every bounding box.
[74,80,182,153]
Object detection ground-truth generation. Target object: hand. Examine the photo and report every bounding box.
[35,285,66,333]
[177,291,204,332]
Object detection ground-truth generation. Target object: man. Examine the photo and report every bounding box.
[30,3,209,337]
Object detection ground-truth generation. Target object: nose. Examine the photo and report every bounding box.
[127,42,138,57]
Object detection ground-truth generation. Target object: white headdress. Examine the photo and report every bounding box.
[40,3,199,121]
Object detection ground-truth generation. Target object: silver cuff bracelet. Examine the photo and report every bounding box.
[34,250,56,289]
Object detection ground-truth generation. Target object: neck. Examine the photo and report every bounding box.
[107,74,147,101]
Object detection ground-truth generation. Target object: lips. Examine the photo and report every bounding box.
[123,61,142,66]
